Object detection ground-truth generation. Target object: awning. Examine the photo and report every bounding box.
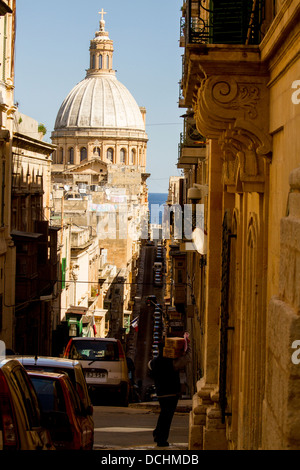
[11,230,43,240]
[66,306,88,315]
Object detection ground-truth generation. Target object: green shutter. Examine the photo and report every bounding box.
[61,258,66,290]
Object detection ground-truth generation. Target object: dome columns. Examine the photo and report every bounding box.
[52,138,146,168]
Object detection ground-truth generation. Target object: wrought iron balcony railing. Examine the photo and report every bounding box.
[182,0,265,46]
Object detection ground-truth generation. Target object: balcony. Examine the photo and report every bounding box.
[179,1,274,195]
[181,0,265,47]
[179,1,269,109]
[177,114,206,168]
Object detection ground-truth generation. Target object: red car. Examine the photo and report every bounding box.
[0,359,54,450]
[28,370,94,450]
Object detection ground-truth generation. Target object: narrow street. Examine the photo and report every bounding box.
[92,404,190,450]
[89,243,193,451]
[134,244,157,400]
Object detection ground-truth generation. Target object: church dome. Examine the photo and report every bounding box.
[53,12,145,133]
[54,74,145,131]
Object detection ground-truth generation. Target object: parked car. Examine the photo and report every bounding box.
[146,295,157,306]
[154,277,163,287]
[152,350,159,359]
[28,370,93,450]
[63,337,130,406]
[0,358,54,450]
[153,332,161,340]
[14,356,93,423]
[154,310,162,316]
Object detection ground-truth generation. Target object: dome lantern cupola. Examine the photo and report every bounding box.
[88,9,114,76]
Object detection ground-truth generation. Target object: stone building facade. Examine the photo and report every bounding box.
[11,112,58,355]
[177,0,300,450]
[0,1,17,350]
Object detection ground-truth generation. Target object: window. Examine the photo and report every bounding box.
[131,149,136,165]
[80,147,87,161]
[30,376,66,413]
[106,55,109,69]
[68,147,74,164]
[107,148,114,162]
[99,54,102,69]
[12,368,41,428]
[92,54,95,69]
[120,148,126,163]
[93,147,101,157]
[59,148,64,164]
[71,339,119,362]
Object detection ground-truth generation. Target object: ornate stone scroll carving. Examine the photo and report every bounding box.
[193,75,272,193]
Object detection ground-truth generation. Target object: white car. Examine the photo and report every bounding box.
[64,337,130,406]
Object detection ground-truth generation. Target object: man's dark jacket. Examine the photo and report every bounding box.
[149,346,191,398]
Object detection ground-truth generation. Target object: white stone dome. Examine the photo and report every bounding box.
[54,73,145,131]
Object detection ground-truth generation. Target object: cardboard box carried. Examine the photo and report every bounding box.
[163,337,185,358]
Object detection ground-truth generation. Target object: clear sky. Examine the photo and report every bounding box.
[14,0,184,194]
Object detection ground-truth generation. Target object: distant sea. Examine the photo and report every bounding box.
[148,193,168,225]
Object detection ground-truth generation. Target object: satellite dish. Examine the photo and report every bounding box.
[192,227,207,255]
[64,185,70,191]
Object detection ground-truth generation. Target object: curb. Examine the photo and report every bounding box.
[129,400,192,413]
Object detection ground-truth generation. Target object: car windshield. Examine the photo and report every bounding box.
[30,377,66,413]
[71,340,119,362]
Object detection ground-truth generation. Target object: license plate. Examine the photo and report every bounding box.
[86,371,107,380]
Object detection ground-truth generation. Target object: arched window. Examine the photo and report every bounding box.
[120,148,126,164]
[59,148,64,164]
[80,147,87,161]
[107,148,114,162]
[99,54,103,69]
[68,147,74,164]
[93,147,101,157]
[131,149,136,165]
[92,55,95,69]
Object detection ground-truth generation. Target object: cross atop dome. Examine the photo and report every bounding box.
[99,8,107,31]
[99,8,107,22]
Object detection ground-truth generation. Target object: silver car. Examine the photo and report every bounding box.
[13,356,93,419]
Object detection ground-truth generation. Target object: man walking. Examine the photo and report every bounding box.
[148,333,191,447]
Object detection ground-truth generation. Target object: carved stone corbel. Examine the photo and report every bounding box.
[193,75,272,193]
